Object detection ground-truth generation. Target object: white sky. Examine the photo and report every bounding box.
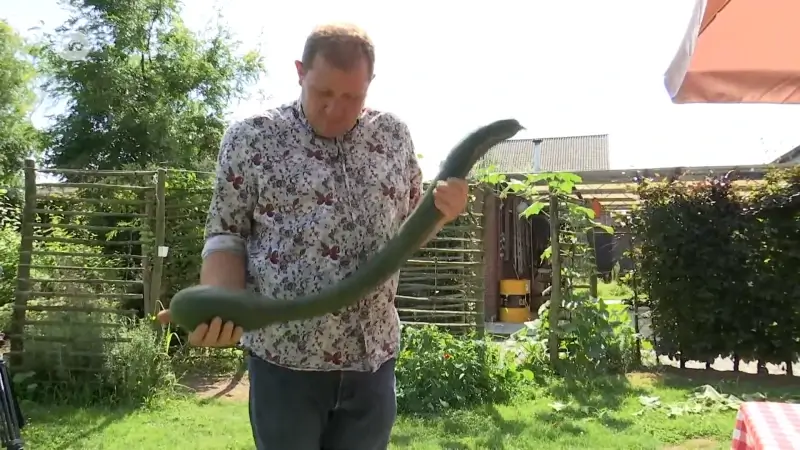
[4,0,800,179]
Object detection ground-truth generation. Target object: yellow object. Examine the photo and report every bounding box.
[499,279,530,296]
[499,307,530,323]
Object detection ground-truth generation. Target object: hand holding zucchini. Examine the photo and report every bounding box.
[167,119,523,331]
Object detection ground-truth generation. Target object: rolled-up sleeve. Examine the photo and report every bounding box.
[201,120,258,259]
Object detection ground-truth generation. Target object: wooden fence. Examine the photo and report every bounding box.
[10,159,163,378]
[395,184,485,333]
[10,165,487,378]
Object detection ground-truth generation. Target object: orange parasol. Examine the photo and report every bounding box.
[665,0,800,104]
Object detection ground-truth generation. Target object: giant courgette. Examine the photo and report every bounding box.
[168,119,523,331]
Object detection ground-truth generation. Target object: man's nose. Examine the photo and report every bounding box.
[323,99,344,116]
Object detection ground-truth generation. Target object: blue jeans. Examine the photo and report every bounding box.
[248,353,397,450]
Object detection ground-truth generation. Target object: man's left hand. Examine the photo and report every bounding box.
[433,177,469,223]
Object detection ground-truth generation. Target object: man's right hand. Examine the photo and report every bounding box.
[157,310,244,347]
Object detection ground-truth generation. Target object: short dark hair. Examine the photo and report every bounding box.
[301,23,375,76]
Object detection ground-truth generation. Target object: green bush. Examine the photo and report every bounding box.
[0,188,21,308]
[0,228,18,307]
[103,320,176,402]
[7,233,176,405]
[631,168,800,367]
[395,325,528,414]
[514,298,638,378]
[13,315,175,405]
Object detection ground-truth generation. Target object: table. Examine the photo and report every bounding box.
[732,402,800,449]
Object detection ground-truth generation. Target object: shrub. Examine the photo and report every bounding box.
[12,314,175,405]
[395,325,528,414]
[0,228,18,308]
[514,298,638,378]
[0,188,21,308]
[102,320,176,403]
[631,168,800,367]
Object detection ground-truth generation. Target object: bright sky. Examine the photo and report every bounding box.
[4,0,800,179]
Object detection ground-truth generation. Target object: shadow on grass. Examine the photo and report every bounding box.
[535,373,647,432]
[178,354,248,404]
[440,403,528,449]
[21,402,136,449]
[194,362,248,405]
[390,433,415,447]
[390,402,528,449]
[652,366,800,401]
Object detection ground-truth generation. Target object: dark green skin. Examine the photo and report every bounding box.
[169,119,524,331]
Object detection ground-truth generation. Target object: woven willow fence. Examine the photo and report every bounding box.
[11,167,486,384]
[395,184,485,333]
[11,160,161,385]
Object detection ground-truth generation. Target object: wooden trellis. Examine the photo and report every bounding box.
[10,159,165,377]
[395,184,486,333]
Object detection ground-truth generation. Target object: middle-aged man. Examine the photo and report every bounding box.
[158,23,469,449]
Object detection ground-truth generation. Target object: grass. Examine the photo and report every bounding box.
[20,368,800,450]
[572,280,636,301]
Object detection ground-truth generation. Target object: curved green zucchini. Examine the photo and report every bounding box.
[169,119,523,331]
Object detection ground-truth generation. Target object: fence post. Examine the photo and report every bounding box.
[548,191,562,366]
[480,188,499,325]
[629,231,643,366]
[141,194,153,317]
[148,169,167,313]
[10,159,37,366]
[472,186,485,336]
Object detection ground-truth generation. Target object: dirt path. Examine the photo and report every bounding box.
[182,369,249,401]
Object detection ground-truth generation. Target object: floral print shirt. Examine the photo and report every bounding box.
[201,101,423,372]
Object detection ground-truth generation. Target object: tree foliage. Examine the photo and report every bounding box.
[630,168,800,368]
[0,20,41,185]
[36,0,266,173]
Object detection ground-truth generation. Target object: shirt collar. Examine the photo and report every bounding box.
[291,99,363,141]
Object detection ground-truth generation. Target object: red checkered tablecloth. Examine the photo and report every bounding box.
[732,402,800,449]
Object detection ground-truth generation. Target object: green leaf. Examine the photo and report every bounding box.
[572,205,596,219]
[507,180,527,193]
[526,173,555,183]
[550,401,569,412]
[521,201,547,218]
[590,221,614,234]
[556,172,582,184]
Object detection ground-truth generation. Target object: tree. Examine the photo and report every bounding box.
[0,20,40,185]
[38,0,266,172]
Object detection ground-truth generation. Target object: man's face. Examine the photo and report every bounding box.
[296,55,372,139]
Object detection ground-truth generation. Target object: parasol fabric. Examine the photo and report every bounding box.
[666,0,800,104]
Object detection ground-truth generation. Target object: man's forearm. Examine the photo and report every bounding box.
[200,251,246,290]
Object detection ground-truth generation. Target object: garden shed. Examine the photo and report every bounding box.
[469,154,789,334]
[468,134,613,332]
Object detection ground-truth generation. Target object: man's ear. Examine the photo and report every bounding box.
[295,60,305,86]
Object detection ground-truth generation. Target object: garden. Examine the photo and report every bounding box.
[1,164,799,450]
[2,3,800,447]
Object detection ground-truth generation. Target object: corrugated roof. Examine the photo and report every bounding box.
[470,134,610,177]
[772,144,800,164]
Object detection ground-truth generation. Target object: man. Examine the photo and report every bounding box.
[158,23,468,449]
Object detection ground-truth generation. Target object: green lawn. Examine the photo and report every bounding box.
[21,369,799,450]
[573,280,637,301]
